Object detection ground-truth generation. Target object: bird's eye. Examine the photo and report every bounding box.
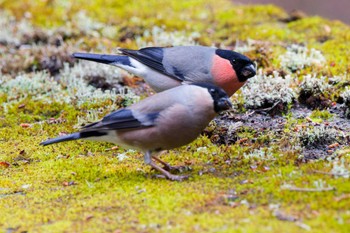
[231,59,237,65]
[210,88,216,94]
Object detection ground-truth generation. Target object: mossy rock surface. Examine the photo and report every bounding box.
[0,0,349,232]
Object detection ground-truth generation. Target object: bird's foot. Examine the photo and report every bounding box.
[151,155,190,173]
[147,154,190,181]
[162,164,191,173]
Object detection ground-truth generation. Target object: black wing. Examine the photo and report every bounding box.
[82,109,158,131]
[120,47,182,81]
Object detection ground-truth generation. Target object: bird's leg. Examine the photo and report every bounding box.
[144,151,189,181]
[152,155,189,173]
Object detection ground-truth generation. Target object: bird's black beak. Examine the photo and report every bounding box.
[241,63,256,80]
[216,97,232,112]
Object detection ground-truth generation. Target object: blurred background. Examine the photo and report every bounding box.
[240,0,349,24]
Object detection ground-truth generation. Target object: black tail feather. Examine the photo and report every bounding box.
[40,133,81,146]
[72,53,129,65]
[40,131,108,146]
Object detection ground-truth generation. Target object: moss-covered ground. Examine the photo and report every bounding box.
[0,0,349,232]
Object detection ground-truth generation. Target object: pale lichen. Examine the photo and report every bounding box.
[0,62,139,112]
[135,26,200,47]
[341,86,350,117]
[59,63,139,107]
[279,44,326,71]
[298,75,333,108]
[243,148,275,161]
[297,125,341,148]
[234,39,257,53]
[59,61,123,89]
[330,158,350,178]
[241,70,296,109]
[0,71,68,110]
[0,10,36,45]
[69,11,118,39]
[299,75,332,96]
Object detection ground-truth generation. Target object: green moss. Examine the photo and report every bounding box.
[310,110,333,121]
[1,0,350,232]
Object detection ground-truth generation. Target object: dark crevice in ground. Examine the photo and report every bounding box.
[205,103,350,161]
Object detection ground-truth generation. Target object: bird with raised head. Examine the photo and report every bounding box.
[73,45,256,96]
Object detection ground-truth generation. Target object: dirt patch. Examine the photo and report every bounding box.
[206,103,350,161]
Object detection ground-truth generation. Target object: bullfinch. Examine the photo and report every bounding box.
[73,46,256,96]
[40,83,232,181]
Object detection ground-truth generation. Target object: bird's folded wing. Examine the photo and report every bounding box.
[82,109,158,131]
[119,47,184,81]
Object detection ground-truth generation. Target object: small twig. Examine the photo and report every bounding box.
[295,221,312,231]
[254,100,282,114]
[312,170,334,175]
[334,194,350,202]
[282,186,335,192]
[312,170,349,178]
[245,110,255,117]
